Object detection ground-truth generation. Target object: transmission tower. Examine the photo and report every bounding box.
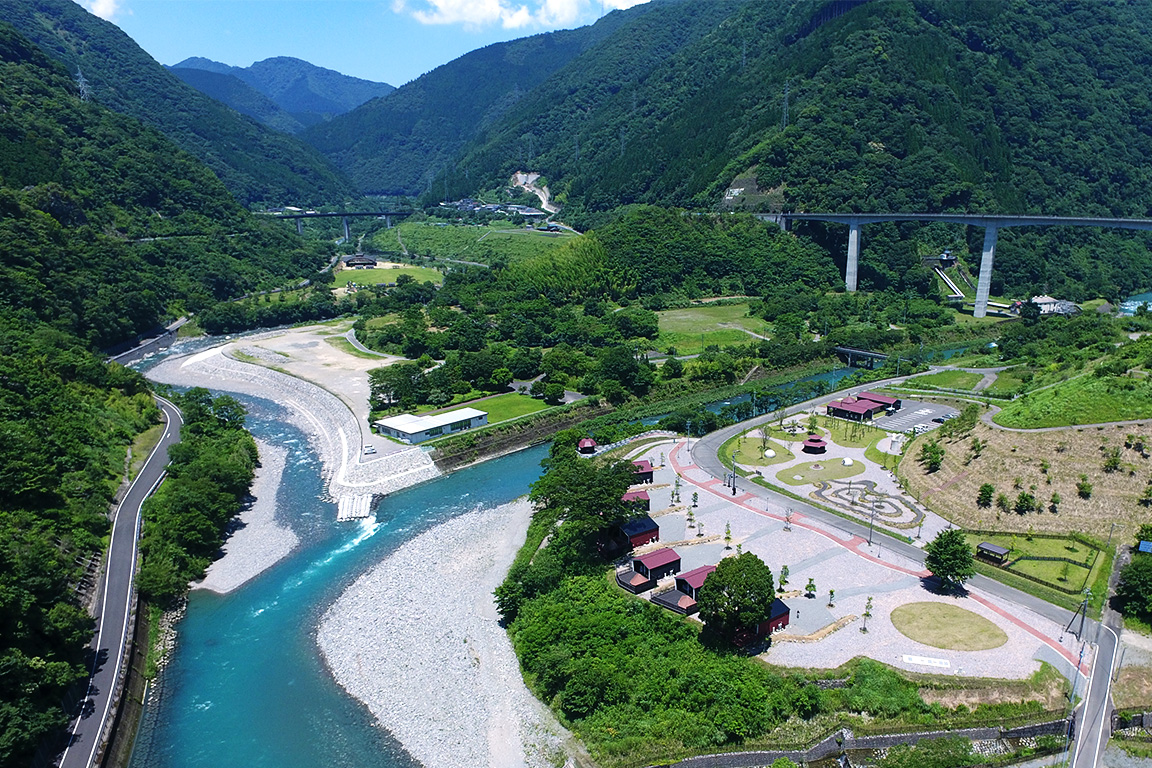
[75,68,91,102]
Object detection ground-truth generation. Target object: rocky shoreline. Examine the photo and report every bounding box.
[192,440,297,594]
[316,499,572,768]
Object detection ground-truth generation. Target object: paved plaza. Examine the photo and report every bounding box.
[621,439,1088,684]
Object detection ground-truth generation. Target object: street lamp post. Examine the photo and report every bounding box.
[868,501,876,546]
[731,451,737,495]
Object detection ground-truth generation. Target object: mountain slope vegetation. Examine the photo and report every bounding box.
[302,0,732,195]
[395,0,1152,301]
[169,66,307,134]
[172,55,394,130]
[0,21,331,347]
[0,0,354,205]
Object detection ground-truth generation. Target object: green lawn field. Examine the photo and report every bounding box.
[376,221,576,263]
[448,392,550,424]
[335,265,443,287]
[657,303,772,354]
[908,370,984,390]
[890,602,1008,650]
[776,459,865,486]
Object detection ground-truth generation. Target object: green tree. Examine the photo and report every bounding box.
[862,595,874,633]
[918,439,945,473]
[778,564,789,591]
[805,577,816,597]
[1014,492,1037,515]
[1077,475,1094,499]
[1117,556,1152,617]
[924,529,975,590]
[696,551,775,641]
[976,483,995,508]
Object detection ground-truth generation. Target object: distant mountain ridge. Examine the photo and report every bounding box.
[0,0,353,206]
[169,67,307,134]
[171,55,394,130]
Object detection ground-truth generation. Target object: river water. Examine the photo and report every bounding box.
[129,392,548,768]
[129,336,977,766]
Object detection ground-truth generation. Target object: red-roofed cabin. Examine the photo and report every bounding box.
[617,547,680,594]
[622,489,651,512]
[635,547,680,580]
[620,515,659,548]
[652,564,716,615]
[857,391,900,411]
[632,459,654,483]
[826,396,886,422]
[577,437,597,454]
[732,598,791,647]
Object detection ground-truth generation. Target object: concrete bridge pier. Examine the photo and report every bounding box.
[296,219,304,236]
[384,215,392,229]
[846,219,861,292]
[342,216,351,242]
[973,224,998,318]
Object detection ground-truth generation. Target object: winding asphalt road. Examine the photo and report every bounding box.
[57,397,183,768]
[690,394,1117,767]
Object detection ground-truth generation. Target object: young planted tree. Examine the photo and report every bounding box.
[1049,492,1061,513]
[692,491,698,507]
[1077,475,1094,499]
[977,483,995,508]
[861,595,874,633]
[778,564,789,591]
[827,588,835,607]
[724,522,732,549]
[924,528,976,591]
[805,577,816,598]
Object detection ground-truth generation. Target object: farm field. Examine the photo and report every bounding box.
[334,264,443,287]
[656,303,772,355]
[376,221,575,263]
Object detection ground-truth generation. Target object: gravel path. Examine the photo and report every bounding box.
[192,441,297,594]
[317,499,571,768]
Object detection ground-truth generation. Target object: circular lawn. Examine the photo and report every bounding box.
[890,602,1008,651]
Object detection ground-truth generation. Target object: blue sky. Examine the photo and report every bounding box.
[74,0,649,86]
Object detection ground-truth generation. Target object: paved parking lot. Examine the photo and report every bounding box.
[873,399,960,434]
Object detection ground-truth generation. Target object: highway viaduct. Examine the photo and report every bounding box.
[261,211,413,239]
[756,213,1152,317]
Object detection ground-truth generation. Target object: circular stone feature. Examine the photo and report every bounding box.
[890,602,1008,651]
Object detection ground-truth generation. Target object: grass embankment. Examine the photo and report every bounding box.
[377,220,575,263]
[890,602,1008,651]
[656,303,772,355]
[335,264,443,287]
[127,424,165,481]
[994,373,1152,427]
[908,370,984,391]
[462,392,551,424]
[323,336,387,360]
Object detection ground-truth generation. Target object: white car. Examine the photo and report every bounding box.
[363,445,377,455]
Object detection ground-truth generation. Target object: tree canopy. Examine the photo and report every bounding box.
[696,551,776,641]
[924,529,976,590]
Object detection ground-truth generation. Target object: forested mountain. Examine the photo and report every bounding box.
[352,0,1151,301]
[302,0,736,195]
[0,22,331,347]
[169,66,307,135]
[171,56,394,130]
[0,0,354,206]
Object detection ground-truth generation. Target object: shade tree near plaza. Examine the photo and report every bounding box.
[924,529,976,591]
[696,552,776,643]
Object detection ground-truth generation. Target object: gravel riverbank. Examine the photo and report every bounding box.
[317,499,572,768]
[192,440,297,594]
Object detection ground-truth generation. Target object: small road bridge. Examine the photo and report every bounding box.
[756,213,1152,317]
[833,346,888,368]
[260,211,413,239]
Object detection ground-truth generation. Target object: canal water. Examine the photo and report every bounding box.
[129,392,549,768]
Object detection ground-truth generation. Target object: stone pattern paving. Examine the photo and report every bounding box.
[624,440,1090,683]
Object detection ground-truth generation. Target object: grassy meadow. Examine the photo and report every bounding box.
[656,303,771,354]
[376,221,576,263]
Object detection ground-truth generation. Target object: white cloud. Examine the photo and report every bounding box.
[395,0,649,29]
[74,0,125,21]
